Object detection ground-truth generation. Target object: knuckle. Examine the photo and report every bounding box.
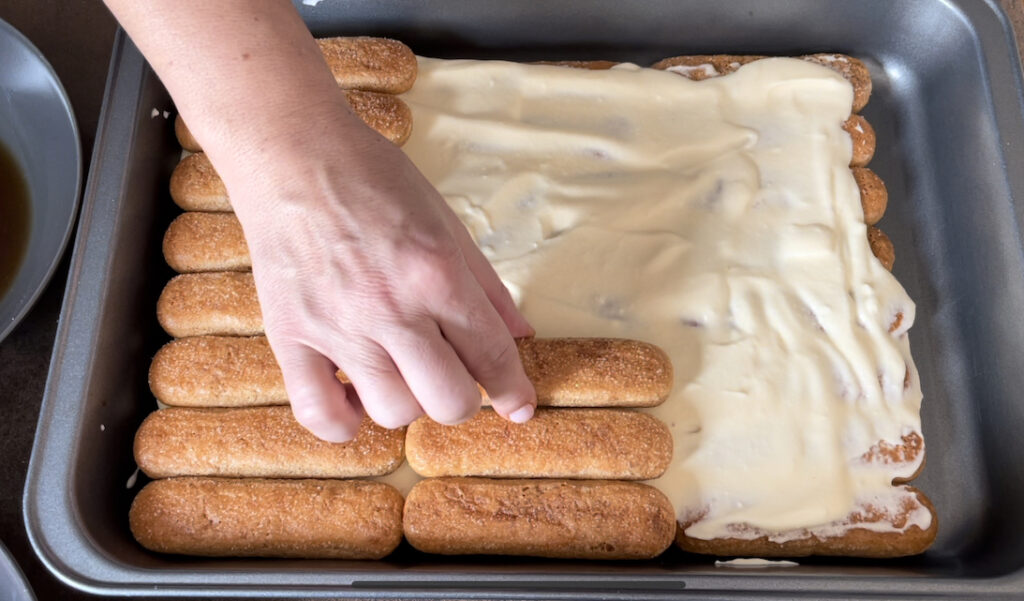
[401,243,462,295]
[375,316,434,354]
[474,339,519,379]
[427,397,480,426]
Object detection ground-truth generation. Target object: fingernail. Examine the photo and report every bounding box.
[508,405,534,423]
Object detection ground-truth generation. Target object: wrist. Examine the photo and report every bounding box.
[200,93,381,200]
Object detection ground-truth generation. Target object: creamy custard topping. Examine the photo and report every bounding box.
[398,56,928,541]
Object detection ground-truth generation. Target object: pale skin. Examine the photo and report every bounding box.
[105,0,537,440]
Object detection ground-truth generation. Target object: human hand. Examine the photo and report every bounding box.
[102,0,534,441]
[224,99,537,441]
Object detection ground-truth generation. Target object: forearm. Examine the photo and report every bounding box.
[105,0,537,439]
[104,1,365,199]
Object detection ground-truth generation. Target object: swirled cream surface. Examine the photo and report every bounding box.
[399,57,927,542]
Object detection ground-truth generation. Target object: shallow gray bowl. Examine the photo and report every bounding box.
[0,539,35,601]
[0,18,81,343]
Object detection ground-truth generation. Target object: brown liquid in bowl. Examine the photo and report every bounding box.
[0,142,30,299]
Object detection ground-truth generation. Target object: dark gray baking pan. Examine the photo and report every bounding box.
[23,0,1024,597]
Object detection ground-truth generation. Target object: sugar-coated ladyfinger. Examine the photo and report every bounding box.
[844,114,876,168]
[344,89,414,145]
[149,334,673,409]
[854,167,888,225]
[150,335,286,406]
[515,337,672,407]
[403,478,675,559]
[174,90,413,152]
[130,478,403,559]
[405,408,671,479]
[174,115,199,153]
[163,212,248,273]
[317,36,418,93]
[169,153,229,212]
[157,272,261,338]
[135,406,404,479]
[868,225,895,271]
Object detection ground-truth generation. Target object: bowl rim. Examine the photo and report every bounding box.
[0,16,82,344]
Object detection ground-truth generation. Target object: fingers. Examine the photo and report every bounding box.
[433,270,537,423]
[382,321,483,425]
[274,343,363,442]
[339,341,426,429]
[447,215,535,339]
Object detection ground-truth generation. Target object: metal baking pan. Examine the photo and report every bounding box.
[23,0,1024,597]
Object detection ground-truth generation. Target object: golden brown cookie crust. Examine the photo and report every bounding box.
[844,114,877,168]
[156,272,261,337]
[854,167,889,225]
[135,406,405,479]
[406,408,672,479]
[403,477,675,559]
[169,153,230,212]
[149,335,286,407]
[163,212,249,273]
[317,36,418,94]
[130,477,404,559]
[149,334,674,408]
[868,225,896,271]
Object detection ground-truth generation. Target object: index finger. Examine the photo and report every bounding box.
[433,272,536,423]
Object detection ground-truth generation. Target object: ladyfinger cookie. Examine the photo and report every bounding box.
[157,272,261,338]
[317,36,417,94]
[150,336,285,406]
[164,212,248,273]
[844,114,876,168]
[863,431,924,483]
[403,478,675,559]
[803,53,873,113]
[345,89,414,145]
[868,225,895,271]
[675,486,937,558]
[651,53,872,112]
[854,167,888,225]
[174,90,413,153]
[174,115,199,153]
[130,478,403,559]
[149,334,673,408]
[517,337,672,407]
[405,408,671,479]
[169,153,229,212]
[135,406,404,479]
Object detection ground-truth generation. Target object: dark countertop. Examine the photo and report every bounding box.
[1,1,1023,600]
[0,3,115,600]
